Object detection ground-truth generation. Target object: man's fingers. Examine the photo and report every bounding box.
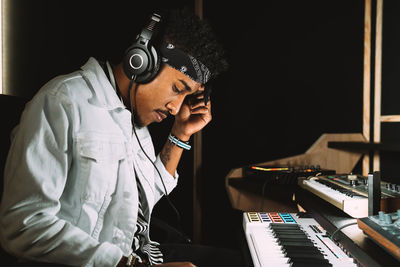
[190,106,210,115]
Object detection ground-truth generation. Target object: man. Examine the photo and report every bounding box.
[0,8,238,267]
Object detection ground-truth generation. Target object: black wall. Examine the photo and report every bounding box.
[4,0,193,98]
[201,0,366,247]
[380,1,400,184]
[3,0,400,249]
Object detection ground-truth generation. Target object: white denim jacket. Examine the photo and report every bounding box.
[0,57,178,266]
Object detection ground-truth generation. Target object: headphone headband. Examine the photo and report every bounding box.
[138,13,161,43]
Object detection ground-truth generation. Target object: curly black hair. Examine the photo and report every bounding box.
[160,7,228,80]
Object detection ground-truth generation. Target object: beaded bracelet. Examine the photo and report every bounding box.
[168,133,191,150]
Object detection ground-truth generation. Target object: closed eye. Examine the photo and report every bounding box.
[172,84,184,94]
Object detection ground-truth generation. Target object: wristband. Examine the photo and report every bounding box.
[168,133,191,150]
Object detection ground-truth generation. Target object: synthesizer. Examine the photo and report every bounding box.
[243,212,356,267]
[357,210,400,261]
[298,174,400,218]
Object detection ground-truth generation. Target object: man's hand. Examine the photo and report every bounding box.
[160,92,211,176]
[172,93,212,141]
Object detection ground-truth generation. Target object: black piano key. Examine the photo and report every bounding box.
[283,246,321,254]
[290,257,331,265]
[270,225,301,229]
[285,251,326,260]
[272,229,305,232]
[273,232,308,237]
[272,229,307,233]
[280,240,313,246]
[275,235,310,241]
[291,263,332,267]
[279,241,315,247]
[270,224,301,229]
[271,228,302,232]
[275,234,308,239]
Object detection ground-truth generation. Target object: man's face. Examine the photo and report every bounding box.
[132,64,203,127]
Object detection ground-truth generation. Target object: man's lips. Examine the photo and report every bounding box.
[155,110,168,122]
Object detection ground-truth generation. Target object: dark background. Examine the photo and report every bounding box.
[2,0,400,250]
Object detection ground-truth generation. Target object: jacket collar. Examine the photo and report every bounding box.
[80,57,125,110]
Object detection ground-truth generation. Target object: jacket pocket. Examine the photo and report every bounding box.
[75,133,127,235]
[77,136,126,202]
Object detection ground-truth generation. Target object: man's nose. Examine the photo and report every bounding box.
[167,96,185,115]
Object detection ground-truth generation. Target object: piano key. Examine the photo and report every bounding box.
[291,263,332,267]
[285,252,326,260]
[289,257,331,265]
[278,237,311,242]
[283,246,322,254]
[279,240,316,247]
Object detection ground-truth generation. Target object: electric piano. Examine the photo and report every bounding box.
[227,134,400,266]
[298,174,400,218]
[243,212,356,267]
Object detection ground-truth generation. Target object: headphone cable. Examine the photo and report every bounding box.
[127,80,187,240]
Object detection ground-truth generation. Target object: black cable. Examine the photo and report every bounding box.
[330,222,358,241]
[131,115,182,223]
[127,79,187,240]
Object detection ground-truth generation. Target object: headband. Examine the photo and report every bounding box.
[159,42,211,85]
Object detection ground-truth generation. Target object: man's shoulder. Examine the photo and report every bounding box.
[35,57,113,108]
[45,71,89,97]
[32,69,93,107]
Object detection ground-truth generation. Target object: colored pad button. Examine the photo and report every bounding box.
[258,212,272,223]
[247,212,260,222]
[279,213,296,224]
[269,212,284,223]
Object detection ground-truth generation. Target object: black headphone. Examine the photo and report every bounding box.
[123,13,162,83]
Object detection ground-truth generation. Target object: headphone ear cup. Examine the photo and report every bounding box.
[123,44,151,80]
[135,45,160,84]
[123,43,161,84]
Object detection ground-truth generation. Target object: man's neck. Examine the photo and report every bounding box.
[113,63,134,108]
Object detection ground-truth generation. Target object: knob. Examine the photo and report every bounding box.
[348,174,358,180]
